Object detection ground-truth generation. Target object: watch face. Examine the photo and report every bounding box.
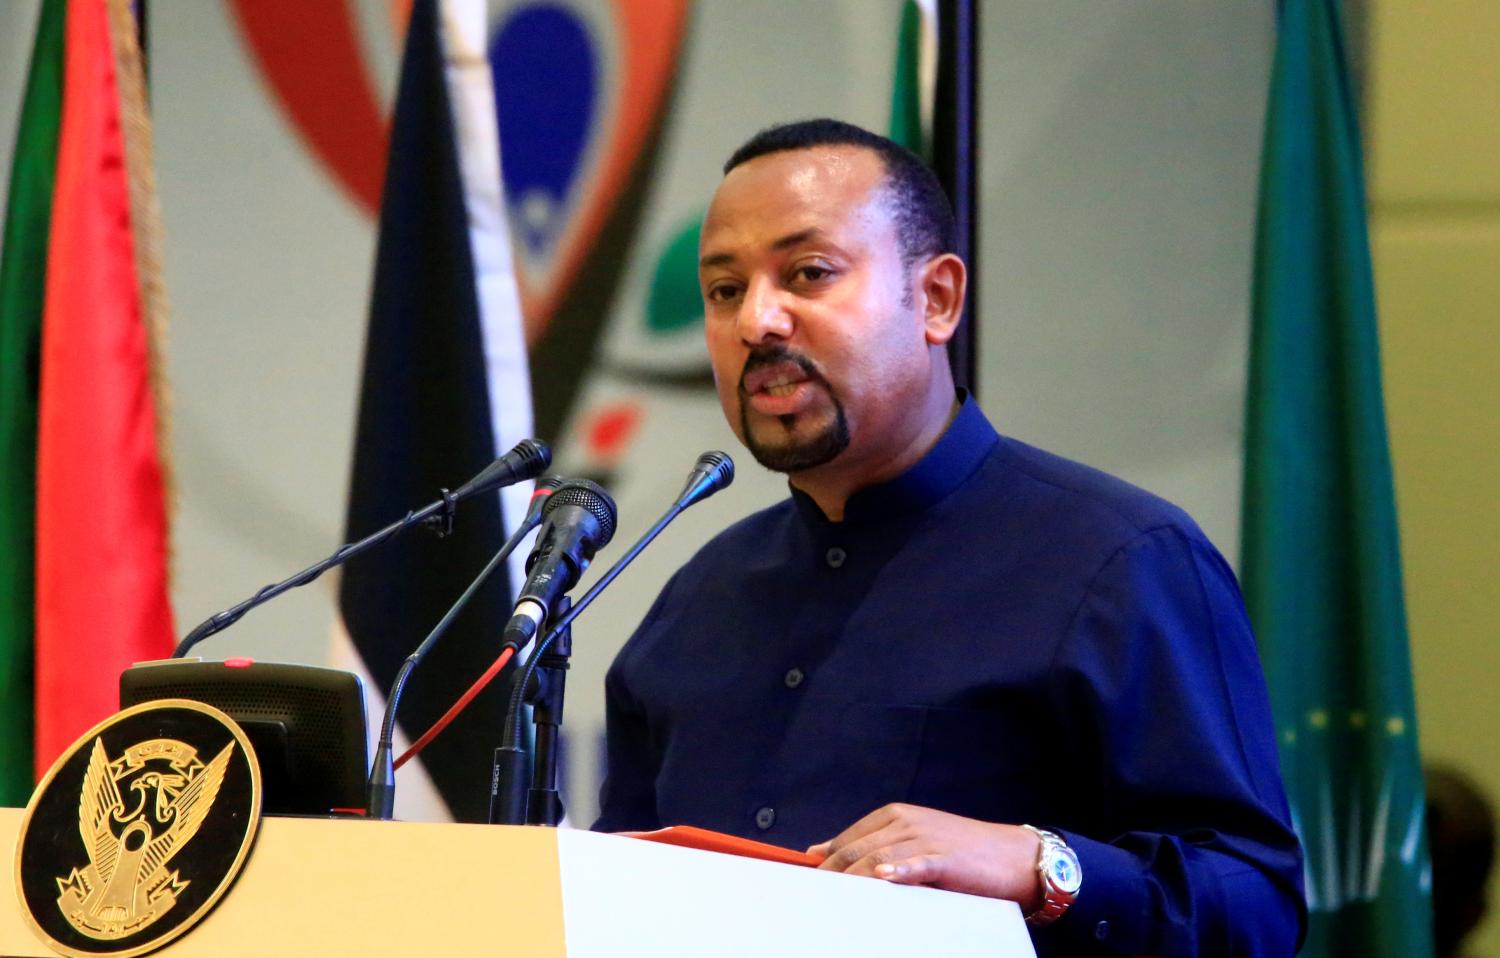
[1045,848,1083,895]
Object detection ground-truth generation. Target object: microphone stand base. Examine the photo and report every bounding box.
[488,746,530,825]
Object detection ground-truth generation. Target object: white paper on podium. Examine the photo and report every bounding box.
[557,829,1036,957]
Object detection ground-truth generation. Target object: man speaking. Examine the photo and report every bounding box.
[593,119,1305,956]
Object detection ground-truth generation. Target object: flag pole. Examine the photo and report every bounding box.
[134,0,148,88]
[933,0,978,395]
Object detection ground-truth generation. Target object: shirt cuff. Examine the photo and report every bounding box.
[1044,829,1156,952]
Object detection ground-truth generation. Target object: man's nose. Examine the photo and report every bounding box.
[736,277,794,344]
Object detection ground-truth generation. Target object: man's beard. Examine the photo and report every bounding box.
[737,346,851,473]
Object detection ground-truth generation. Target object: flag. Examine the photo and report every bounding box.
[0,0,178,791]
[333,0,533,823]
[1241,1,1432,954]
[0,0,177,797]
[888,0,936,157]
[35,0,178,778]
[0,0,64,806]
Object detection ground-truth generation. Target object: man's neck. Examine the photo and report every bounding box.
[790,393,961,522]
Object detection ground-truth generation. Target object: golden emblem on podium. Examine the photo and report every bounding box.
[14,699,262,958]
[56,737,233,939]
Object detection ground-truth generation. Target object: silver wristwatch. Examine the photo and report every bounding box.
[1021,825,1081,926]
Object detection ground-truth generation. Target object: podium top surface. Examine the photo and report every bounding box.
[3,808,1032,957]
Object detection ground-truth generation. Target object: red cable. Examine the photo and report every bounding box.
[394,646,516,770]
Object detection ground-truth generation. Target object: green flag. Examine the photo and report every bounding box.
[887,0,932,157]
[0,0,64,807]
[1241,1,1433,955]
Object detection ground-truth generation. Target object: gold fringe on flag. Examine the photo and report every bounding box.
[104,0,176,564]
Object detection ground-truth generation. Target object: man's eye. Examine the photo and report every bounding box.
[795,265,834,282]
[705,284,741,303]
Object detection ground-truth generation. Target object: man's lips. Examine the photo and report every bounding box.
[742,360,810,397]
[747,380,817,416]
[739,355,824,417]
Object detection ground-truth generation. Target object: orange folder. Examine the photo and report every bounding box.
[620,825,825,868]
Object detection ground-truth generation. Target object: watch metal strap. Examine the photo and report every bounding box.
[1021,824,1079,927]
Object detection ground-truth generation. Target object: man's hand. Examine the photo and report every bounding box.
[807,803,1044,910]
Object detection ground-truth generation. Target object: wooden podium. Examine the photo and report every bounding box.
[3,807,1034,956]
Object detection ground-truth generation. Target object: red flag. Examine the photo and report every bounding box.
[33,0,175,774]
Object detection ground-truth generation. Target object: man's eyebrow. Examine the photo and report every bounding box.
[699,228,826,270]
[770,227,823,251]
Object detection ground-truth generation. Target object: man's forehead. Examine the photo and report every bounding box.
[700,145,890,253]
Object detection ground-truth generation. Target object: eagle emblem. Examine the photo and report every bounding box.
[54,736,233,940]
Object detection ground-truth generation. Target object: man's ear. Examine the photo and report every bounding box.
[917,253,966,345]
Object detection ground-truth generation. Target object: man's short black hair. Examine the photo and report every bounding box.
[723,118,955,271]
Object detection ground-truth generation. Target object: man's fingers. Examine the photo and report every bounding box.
[817,823,907,872]
[811,809,1027,899]
[818,803,904,856]
[816,803,924,870]
[838,838,934,877]
[874,854,947,885]
[805,840,831,859]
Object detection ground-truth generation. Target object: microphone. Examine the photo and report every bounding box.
[497,480,618,655]
[676,450,736,508]
[453,439,552,500]
[515,474,563,529]
[489,452,734,824]
[173,439,551,658]
[365,475,562,819]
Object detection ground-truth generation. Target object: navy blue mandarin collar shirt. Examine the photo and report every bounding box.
[596,394,1305,957]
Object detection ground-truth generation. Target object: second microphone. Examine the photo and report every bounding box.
[499,479,617,654]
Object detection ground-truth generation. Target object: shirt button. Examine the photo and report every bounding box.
[784,668,805,689]
[1094,920,1110,941]
[825,547,846,568]
[754,806,776,830]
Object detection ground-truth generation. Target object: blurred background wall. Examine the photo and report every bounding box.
[1367,5,1500,953]
[0,0,1493,948]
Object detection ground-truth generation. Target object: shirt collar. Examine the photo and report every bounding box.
[789,390,999,526]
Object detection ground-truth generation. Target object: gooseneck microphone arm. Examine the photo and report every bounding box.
[174,498,448,658]
[172,440,550,659]
[489,451,735,825]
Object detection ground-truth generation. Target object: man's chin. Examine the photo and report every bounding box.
[742,414,850,474]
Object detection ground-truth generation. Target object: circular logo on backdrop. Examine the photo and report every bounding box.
[13,700,262,958]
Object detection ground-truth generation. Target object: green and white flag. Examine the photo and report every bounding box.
[1241,1,1433,955]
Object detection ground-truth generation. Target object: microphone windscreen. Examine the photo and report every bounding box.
[679,451,735,507]
[454,439,552,500]
[542,479,618,547]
